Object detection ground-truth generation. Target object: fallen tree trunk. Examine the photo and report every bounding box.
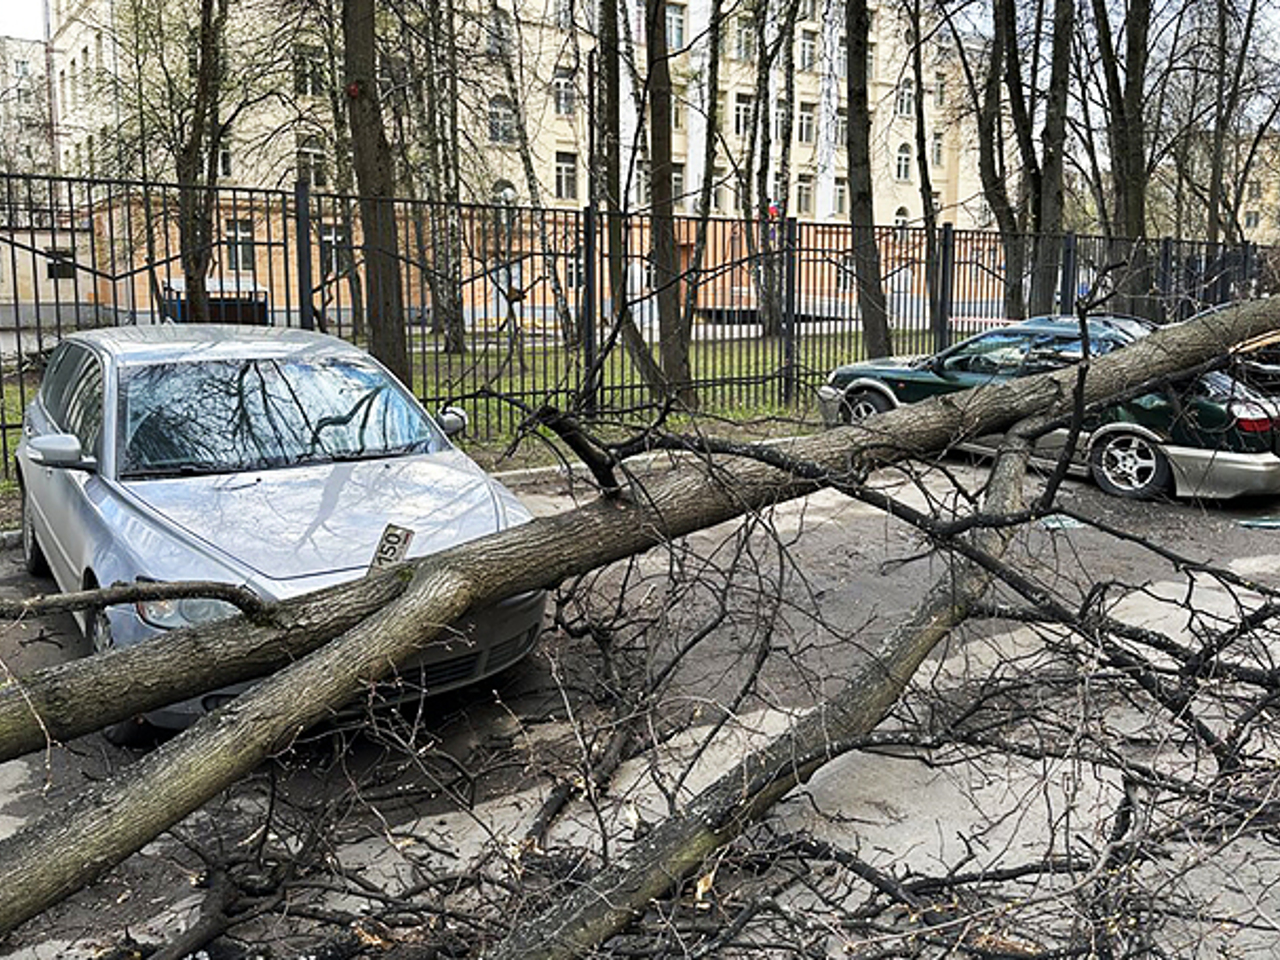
[0,301,1275,936]
[2,302,1271,762]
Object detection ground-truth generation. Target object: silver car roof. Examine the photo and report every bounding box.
[67,324,363,365]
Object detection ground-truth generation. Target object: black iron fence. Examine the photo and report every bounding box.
[0,171,1269,464]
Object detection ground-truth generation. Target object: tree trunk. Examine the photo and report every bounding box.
[597,0,668,398]
[978,0,1026,320]
[2,301,1278,934]
[343,0,410,385]
[845,0,891,357]
[1028,0,1073,314]
[647,0,694,407]
[175,0,228,328]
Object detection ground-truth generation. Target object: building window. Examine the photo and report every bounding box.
[294,45,325,96]
[836,107,847,147]
[46,249,76,280]
[711,166,726,212]
[796,175,813,215]
[896,78,914,117]
[553,67,576,115]
[555,151,578,200]
[224,218,254,272]
[297,137,328,187]
[15,59,30,78]
[564,246,583,287]
[672,86,686,129]
[932,131,944,167]
[488,96,517,143]
[797,102,815,143]
[666,3,686,49]
[867,43,875,80]
[894,206,910,235]
[799,30,817,71]
[488,8,513,55]
[798,0,815,20]
[1245,210,1261,230]
[555,0,573,30]
[672,162,685,210]
[1248,180,1262,200]
[935,72,947,107]
[320,222,351,277]
[219,145,233,178]
[774,98,787,141]
[837,252,855,291]
[734,93,753,138]
[735,18,756,60]
[896,143,911,180]
[834,178,847,216]
[837,35,847,79]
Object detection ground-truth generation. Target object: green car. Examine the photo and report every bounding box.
[816,315,1280,499]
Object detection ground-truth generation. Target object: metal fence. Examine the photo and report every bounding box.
[0,171,1269,465]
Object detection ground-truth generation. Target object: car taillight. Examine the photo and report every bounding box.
[1230,401,1273,433]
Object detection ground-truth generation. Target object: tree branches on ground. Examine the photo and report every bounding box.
[2,303,1280,953]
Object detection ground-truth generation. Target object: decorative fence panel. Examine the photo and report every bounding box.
[0,171,1268,468]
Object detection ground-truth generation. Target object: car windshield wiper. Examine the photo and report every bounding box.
[122,462,237,479]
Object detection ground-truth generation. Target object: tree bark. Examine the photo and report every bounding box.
[343,0,410,384]
[845,0,891,357]
[647,0,694,407]
[1,301,1278,935]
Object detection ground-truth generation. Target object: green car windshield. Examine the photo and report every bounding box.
[117,356,443,478]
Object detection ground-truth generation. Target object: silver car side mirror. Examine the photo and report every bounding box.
[436,406,468,437]
[28,433,98,471]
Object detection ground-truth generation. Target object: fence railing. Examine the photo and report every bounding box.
[0,171,1269,466]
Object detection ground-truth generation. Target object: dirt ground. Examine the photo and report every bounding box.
[3,459,1280,957]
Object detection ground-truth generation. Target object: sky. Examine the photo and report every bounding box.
[0,0,45,41]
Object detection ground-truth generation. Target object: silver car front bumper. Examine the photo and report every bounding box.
[143,588,548,728]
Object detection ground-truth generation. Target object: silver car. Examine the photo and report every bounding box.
[17,325,545,739]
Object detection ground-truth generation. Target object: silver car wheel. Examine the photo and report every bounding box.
[843,390,891,422]
[1090,433,1171,499]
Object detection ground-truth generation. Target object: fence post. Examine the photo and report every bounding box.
[581,203,598,413]
[1241,241,1256,299]
[935,222,954,354]
[783,217,798,405]
[1058,232,1078,314]
[294,179,314,331]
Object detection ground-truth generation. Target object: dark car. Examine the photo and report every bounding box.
[816,315,1280,499]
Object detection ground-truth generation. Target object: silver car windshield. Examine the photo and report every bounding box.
[117,357,444,478]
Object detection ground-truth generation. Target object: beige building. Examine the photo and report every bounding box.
[0,33,54,175]
[44,0,984,231]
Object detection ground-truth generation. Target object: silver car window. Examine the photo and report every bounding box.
[62,352,104,455]
[116,356,445,478]
[39,342,90,428]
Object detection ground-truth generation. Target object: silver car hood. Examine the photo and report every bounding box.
[123,450,521,585]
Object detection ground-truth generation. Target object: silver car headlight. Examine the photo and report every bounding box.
[136,596,241,630]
